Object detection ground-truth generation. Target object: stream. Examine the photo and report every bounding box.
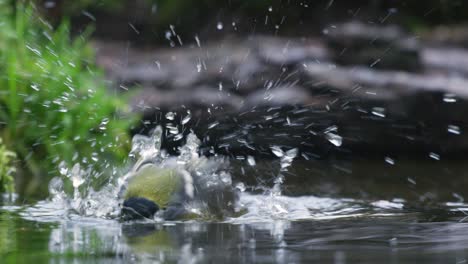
[2,142,468,263]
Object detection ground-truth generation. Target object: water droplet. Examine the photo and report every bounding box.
[272,174,285,195]
[429,152,440,160]
[371,107,386,118]
[165,112,175,120]
[235,182,246,192]
[325,133,342,147]
[167,124,179,134]
[26,45,41,56]
[208,121,219,129]
[443,93,457,103]
[194,35,201,47]
[31,83,40,91]
[181,111,192,125]
[220,172,232,185]
[174,133,184,141]
[384,156,395,165]
[247,156,256,166]
[448,125,461,135]
[280,148,298,170]
[323,125,338,134]
[453,193,464,202]
[165,30,172,40]
[370,58,381,68]
[70,164,85,188]
[59,162,68,176]
[389,238,398,247]
[99,118,109,130]
[271,146,284,157]
[178,132,201,164]
[130,126,163,162]
[48,176,63,194]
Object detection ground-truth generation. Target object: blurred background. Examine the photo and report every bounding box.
[3,0,468,201]
[44,0,468,199]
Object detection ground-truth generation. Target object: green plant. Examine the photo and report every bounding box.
[0,138,15,193]
[0,1,137,197]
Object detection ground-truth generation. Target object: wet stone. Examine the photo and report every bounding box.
[93,27,468,158]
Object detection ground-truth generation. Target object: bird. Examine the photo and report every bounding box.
[119,155,240,221]
[121,165,177,218]
[119,129,242,221]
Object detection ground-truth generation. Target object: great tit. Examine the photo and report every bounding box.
[120,162,193,220]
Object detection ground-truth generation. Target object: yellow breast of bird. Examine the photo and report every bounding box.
[124,166,184,209]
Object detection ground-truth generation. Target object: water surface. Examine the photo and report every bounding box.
[3,185,468,263]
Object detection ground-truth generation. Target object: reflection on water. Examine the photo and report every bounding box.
[2,190,468,263]
[3,206,468,263]
[5,151,468,263]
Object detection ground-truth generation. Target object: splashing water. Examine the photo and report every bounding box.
[269,146,298,197]
[19,126,412,224]
[45,126,237,220]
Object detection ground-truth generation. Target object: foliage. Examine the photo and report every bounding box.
[0,1,137,196]
[0,138,15,193]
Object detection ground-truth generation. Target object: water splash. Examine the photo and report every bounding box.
[181,110,192,125]
[266,146,298,216]
[246,156,256,166]
[325,132,343,147]
[48,126,235,220]
[231,194,406,223]
[448,125,461,135]
[34,125,409,224]
[165,112,176,121]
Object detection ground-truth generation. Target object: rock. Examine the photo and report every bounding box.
[325,21,421,71]
[130,86,244,113]
[95,39,271,94]
[92,28,468,158]
[253,36,329,65]
[244,85,318,108]
[302,62,468,99]
[422,24,468,46]
[421,47,468,76]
